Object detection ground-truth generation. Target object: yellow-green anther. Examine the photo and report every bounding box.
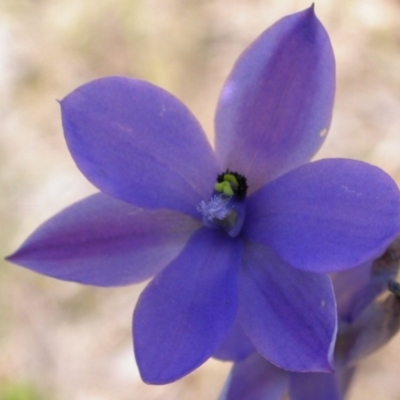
[214,182,225,192]
[214,181,234,196]
[223,174,239,187]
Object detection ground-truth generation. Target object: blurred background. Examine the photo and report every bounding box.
[1,0,400,399]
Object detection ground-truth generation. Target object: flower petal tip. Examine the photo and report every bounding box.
[315,340,336,373]
[299,356,335,373]
[5,249,23,264]
[322,354,335,373]
[137,367,177,386]
[4,253,14,263]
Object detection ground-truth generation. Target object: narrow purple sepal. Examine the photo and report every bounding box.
[213,315,254,362]
[215,6,335,192]
[289,371,344,400]
[244,158,400,272]
[61,77,219,218]
[239,242,336,372]
[133,228,242,384]
[219,352,288,400]
[7,193,200,286]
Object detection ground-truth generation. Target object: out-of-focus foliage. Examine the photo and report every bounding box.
[0,382,45,400]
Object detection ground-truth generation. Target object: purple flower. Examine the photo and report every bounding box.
[6,6,400,384]
[219,241,400,400]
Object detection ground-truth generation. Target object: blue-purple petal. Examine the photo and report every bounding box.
[239,242,336,372]
[133,228,242,384]
[244,158,400,272]
[289,371,343,400]
[213,315,254,362]
[215,6,335,192]
[61,77,219,218]
[219,352,288,400]
[7,193,200,286]
[331,261,374,322]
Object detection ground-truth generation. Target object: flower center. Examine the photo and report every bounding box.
[198,170,248,238]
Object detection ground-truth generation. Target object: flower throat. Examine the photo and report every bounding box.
[198,170,248,238]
